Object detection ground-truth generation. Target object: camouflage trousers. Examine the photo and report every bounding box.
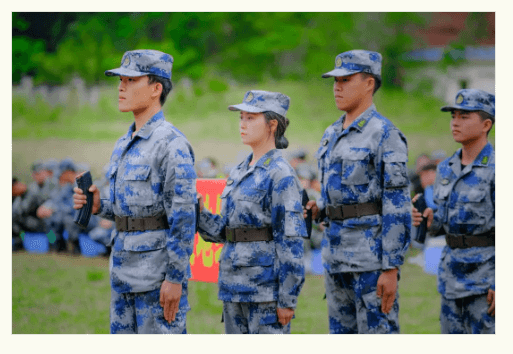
[110,287,187,334]
[324,270,400,334]
[223,301,291,334]
[440,294,495,334]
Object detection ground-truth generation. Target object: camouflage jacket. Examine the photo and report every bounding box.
[315,104,411,273]
[431,142,495,299]
[97,111,197,295]
[198,149,307,309]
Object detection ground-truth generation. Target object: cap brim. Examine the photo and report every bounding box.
[440,105,474,112]
[321,68,358,78]
[228,103,264,113]
[105,67,148,77]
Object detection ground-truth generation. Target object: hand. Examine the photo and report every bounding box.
[303,200,319,220]
[376,268,398,314]
[73,183,101,215]
[99,219,113,229]
[411,193,434,228]
[277,307,294,326]
[36,205,53,219]
[159,280,182,323]
[197,193,204,212]
[487,288,495,316]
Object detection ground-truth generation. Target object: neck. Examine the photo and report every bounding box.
[343,97,373,128]
[132,103,161,132]
[249,139,276,165]
[460,137,488,165]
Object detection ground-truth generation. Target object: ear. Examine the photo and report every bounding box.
[268,119,278,135]
[482,118,493,134]
[365,75,375,94]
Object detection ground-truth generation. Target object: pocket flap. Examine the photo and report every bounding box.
[123,231,167,251]
[460,189,487,203]
[124,165,151,181]
[341,149,370,161]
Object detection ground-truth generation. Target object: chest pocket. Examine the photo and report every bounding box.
[123,165,154,206]
[235,188,267,220]
[339,150,371,185]
[451,188,489,226]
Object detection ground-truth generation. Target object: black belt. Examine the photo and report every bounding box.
[326,202,381,221]
[225,227,273,242]
[445,229,495,249]
[115,215,169,232]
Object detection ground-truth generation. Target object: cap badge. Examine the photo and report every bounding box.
[456,94,464,104]
[336,56,343,68]
[245,92,254,103]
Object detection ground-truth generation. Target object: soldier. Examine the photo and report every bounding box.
[37,158,84,252]
[13,161,54,247]
[73,50,197,334]
[197,90,308,334]
[412,89,495,334]
[304,50,411,334]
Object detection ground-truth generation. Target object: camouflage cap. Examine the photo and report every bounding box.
[58,158,76,174]
[105,49,173,80]
[43,158,58,172]
[31,160,45,173]
[322,50,382,80]
[229,90,290,117]
[441,89,495,118]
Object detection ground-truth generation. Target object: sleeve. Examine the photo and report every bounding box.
[378,128,411,270]
[96,198,115,221]
[162,138,197,285]
[197,207,228,243]
[428,165,447,235]
[271,174,307,309]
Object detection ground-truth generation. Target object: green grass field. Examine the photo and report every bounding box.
[12,248,440,334]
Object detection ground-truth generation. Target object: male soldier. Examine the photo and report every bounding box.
[412,89,495,334]
[305,50,411,333]
[73,50,197,334]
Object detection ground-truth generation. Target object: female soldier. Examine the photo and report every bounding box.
[198,90,308,334]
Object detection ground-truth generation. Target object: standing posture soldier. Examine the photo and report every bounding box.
[412,89,495,334]
[197,90,308,334]
[305,50,411,334]
[73,50,197,334]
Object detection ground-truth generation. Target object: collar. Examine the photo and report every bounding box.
[126,111,165,140]
[336,103,376,134]
[241,149,281,171]
[473,142,494,167]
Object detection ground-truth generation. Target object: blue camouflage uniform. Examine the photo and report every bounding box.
[317,50,411,334]
[198,91,308,334]
[97,50,197,334]
[431,89,495,334]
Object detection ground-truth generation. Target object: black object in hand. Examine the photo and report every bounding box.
[413,193,428,244]
[302,189,312,238]
[74,171,93,229]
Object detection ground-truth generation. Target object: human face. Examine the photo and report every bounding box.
[239,111,272,147]
[117,75,156,114]
[333,74,369,113]
[450,110,489,144]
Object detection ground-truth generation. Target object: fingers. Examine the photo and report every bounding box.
[381,292,395,314]
[277,308,294,326]
[487,289,495,316]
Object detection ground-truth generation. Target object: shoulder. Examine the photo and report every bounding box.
[267,155,300,186]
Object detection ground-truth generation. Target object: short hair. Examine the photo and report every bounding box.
[147,75,172,107]
[360,72,381,94]
[476,111,494,136]
[263,111,290,149]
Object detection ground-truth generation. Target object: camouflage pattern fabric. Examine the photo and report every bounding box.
[430,143,495,300]
[110,286,188,334]
[440,294,494,334]
[96,110,196,305]
[198,149,307,310]
[322,49,382,80]
[105,49,173,80]
[222,301,291,334]
[441,89,495,117]
[315,104,411,273]
[324,270,400,334]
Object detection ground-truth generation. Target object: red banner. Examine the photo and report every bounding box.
[190,179,226,282]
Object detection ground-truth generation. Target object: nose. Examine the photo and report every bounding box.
[118,79,125,91]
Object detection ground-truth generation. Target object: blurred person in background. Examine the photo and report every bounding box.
[197,90,308,334]
[12,177,27,251]
[412,89,495,334]
[430,149,447,165]
[409,153,430,197]
[12,161,56,250]
[73,50,196,334]
[288,149,308,169]
[196,157,221,178]
[305,50,411,334]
